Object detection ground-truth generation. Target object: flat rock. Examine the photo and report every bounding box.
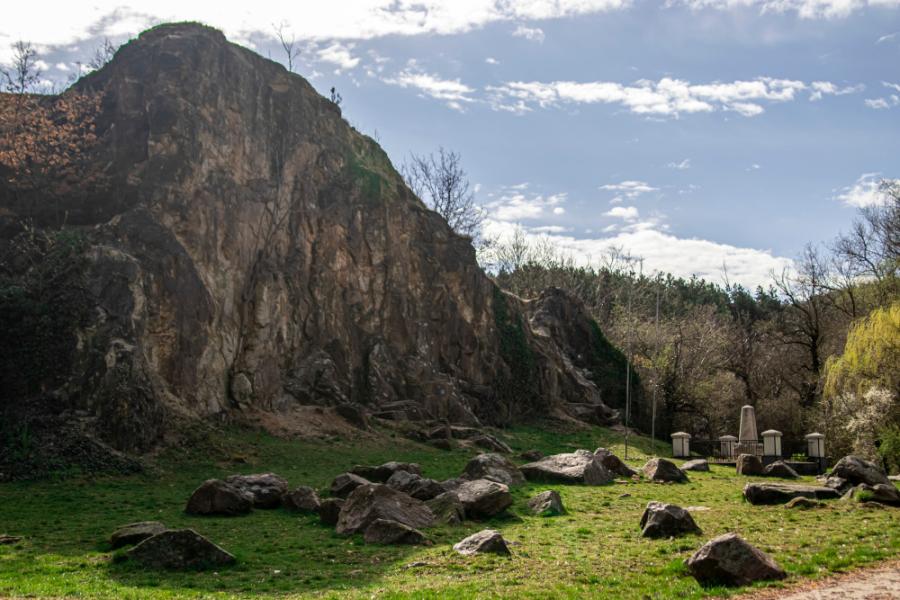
[686,533,785,586]
[462,453,525,486]
[455,479,513,518]
[283,485,321,512]
[642,458,688,483]
[594,448,639,477]
[639,502,701,538]
[110,521,168,549]
[681,459,709,472]
[330,472,371,498]
[0,535,23,545]
[317,497,345,525]
[453,529,511,556]
[224,473,289,509]
[185,479,253,516]
[350,462,422,483]
[830,455,891,488]
[520,450,594,483]
[127,529,236,570]
[743,482,840,505]
[784,497,824,509]
[335,484,435,535]
[527,490,565,516]
[736,454,764,476]
[843,483,900,506]
[763,461,799,479]
[385,471,444,501]
[426,491,466,525]
[363,519,427,545]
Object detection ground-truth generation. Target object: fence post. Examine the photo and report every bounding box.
[671,432,691,458]
[719,435,737,459]
[761,430,782,465]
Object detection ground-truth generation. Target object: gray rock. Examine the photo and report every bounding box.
[743,482,840,505]
[642,458,688,483]
[784,497,824,509]
[335,403,369,429]
[453,529,511,556]
[520,450,595,484]
[830,455,891,488]
[843,483,900,506]
[363,519,427,545]
[824,475,850,493]
[330,472,371,498]
[350,462,422,483]
[439,477,468,492]
[385,471,445,501]
[282,485,321,512]
[527,490,565,516]
[335,484,435,535]
[686,533,785,586]
[520,450,544,461]
[681,459,709,472]
[317,497,345,526]
[763,461,799,479]
[594,448,639,477]
[224,473,289,508]
[462,453,525,487]
[639,502,701,538]
[583,458,615,485]
[455,479,513,518]
[426,491,466,525]
[127,529,236,570]
[110,521,168,549]
[471,434,512,454]
[185,479,253,516]
[736,454,764,476]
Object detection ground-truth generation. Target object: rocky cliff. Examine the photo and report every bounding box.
[0,24,620,460]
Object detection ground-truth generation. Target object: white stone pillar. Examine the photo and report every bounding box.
[671,432,691,458]
[762,430,783,458]
[719,435,737,458]
[805,433,825,459]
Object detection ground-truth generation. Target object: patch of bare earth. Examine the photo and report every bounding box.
[736,560,900,599]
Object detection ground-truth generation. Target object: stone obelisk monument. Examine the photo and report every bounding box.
[738,405,759,444]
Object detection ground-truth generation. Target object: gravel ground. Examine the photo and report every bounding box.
[736,561,900,600]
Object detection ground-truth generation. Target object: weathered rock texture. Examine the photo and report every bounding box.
[127,529,236,570]
[639,502,701,538]
[742,482,840,505]
[686,533,785,586]
[0,23,624,464]
[110,521,168,549]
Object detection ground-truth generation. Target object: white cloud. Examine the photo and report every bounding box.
[836,173,899,207]
[884,81,900,93]
[529,225,571,233]
[552,206,566,215]
[605,205,640,220]
[747,163,762,171]
[383,67,475,110]
[485,57,500,65]
[316,42,360,71]
[512,25,545,42]
[864,83,900,109]
[667,158,692,170]
[671,0,900,20]
[809,81,864,101]
[877,31,899,43]
[487,76,853,117]
[600,180,659,202]
[487,190,567,221]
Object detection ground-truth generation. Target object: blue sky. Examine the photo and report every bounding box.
[3,1,899,287]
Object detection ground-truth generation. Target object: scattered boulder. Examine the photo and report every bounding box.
[283,486,321,513]
[330,473,371,498]
[350,462,422,483]
[385,471,445,501]
[583,458,615,485]
[830,455,891,488]
[426,492,466,525]
[824,476,850,493]
[681,459,710,472]
[224,473,289,508]
[472,434,512,454]
[520,449,544,461]
[439,477,468,492]
[639,502,702,538]
[110,521,168,549]
[764,461,799,479]
[0,535,23,545]
[520,450,594,484]
[594,448,638,477]
[843,483,900,506]
[736,454,764,476]
[455,479,513,519]
[185,479,253,516]
[317,497,345,526]
[127,529,236,570]
[335,484,435,535]
[743,482,840,505]
[528,490,565,516]
[363,519,427,545]
[686,533,785,586]
[453,529,511,556]
[462,453,525,486]
[642,458,688,483]
[784,497,824,509]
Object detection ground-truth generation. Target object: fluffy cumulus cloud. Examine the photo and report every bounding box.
[487,76,860,117]
[600,180,659,201]
[605,205,640,220]
[512,24,546,42]
[864,82,900,109]
[383,63,475,110]
[671,0,900,19]
[835,173,899,207]
[486,188,568,221]
[316,42,360,71]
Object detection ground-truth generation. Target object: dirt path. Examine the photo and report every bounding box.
[736,561,900,599]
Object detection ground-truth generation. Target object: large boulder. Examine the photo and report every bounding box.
[686,533,785,586]
[462,453,525,486]
[528,490,565,516]
[583,458,615,485]
[350,462,422,483]
[843,483,900,506]
[642,458,688,483]
[426,491,466,525]
[185,479,253,516]
[736,454,764,476]
[385,471,444,501]
[763,461,799,479]
[335,484,435,535]
[455,479,513,519]
[363,519,427,545]
[453,529,511,556]
[594,448,638,477]
[110,521,168,549]
[681,459,709,472]
[520,450,594,484]
[823,475,850,493]
[317,497,345,526]
[283,486,321,513]
[330,473,371,498]
[829,455,891,488]
[743,482,840,505]
[472,434,513,454]
[639,502,701,538]
[224,473,289,508]
[127,529,236,570]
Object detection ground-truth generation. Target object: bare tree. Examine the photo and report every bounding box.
[401,147,484,242]
[2,41,41,95]
[273,22,301,72]
[87,38,117,71]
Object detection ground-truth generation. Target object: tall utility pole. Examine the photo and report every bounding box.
[624,277,633,459]
[651,277,660,454]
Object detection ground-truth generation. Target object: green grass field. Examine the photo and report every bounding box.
[1,423,898,599]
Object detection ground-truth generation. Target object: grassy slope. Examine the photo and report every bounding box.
[0,424,898,599]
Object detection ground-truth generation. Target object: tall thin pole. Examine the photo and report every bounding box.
[624,277,633,459]
[651,279,660,455]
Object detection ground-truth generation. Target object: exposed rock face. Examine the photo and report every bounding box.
[127,529,236,570]
[520,450,595,484]
[680,459,709,472]
[335,484,435,535]
[528,490,565,516]
[686,533,785,586]
[642,458,688,483]
[426,492,466,525]
[639,502,701,538]
[362,519,427,545]
[453,529,511,556]
[830,456,891,488]
[110,521,168,549]
[462,453,525,486]
[454,479,513,518]
[0,23,623,457]
[283,486,321,512]
[224,473,288,508]
[736,454,764,476]
[185,479,253,516]
[743,482,840,505]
